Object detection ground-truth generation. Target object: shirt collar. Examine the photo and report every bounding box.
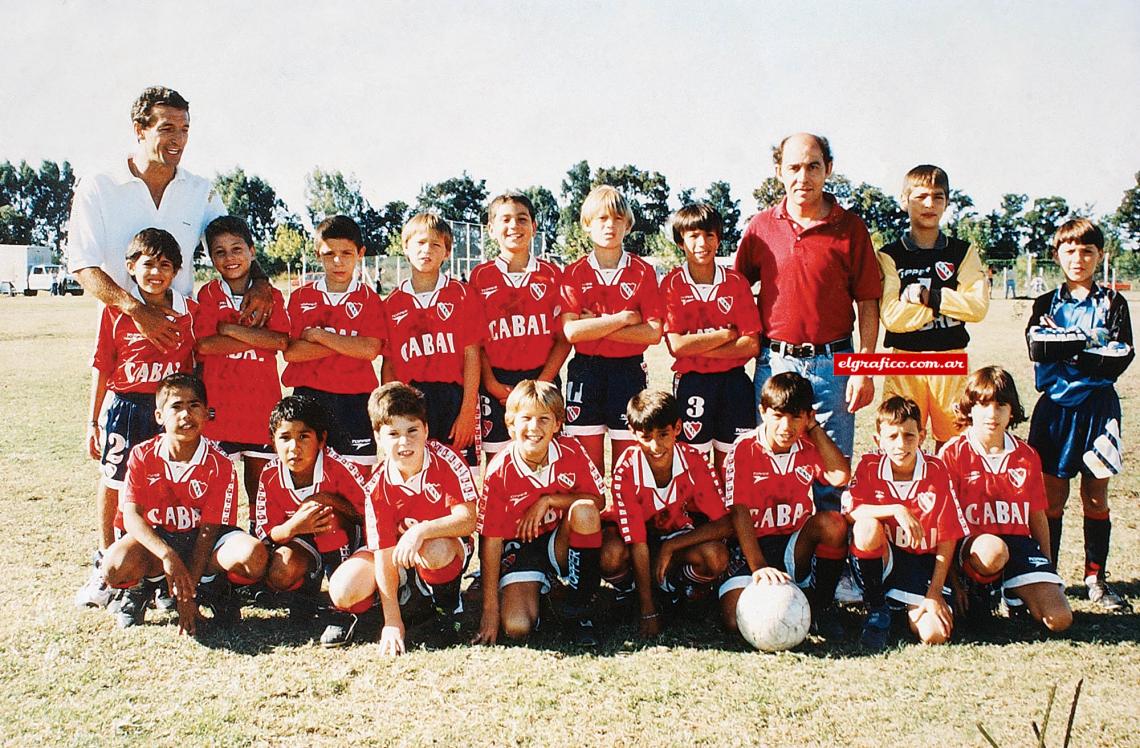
[773,194,843,227]
[900,231,948,252]
[130,284,190,315]
[510,439,563,480]
[316,276,361,298]
[385,449,431,492]
[681,263,725,292]
[586,251,630,273]
[877,448,927,484]
[113,156,188,187]
[281,448,326,493]
[1056,282,1103,302]
[494,253,538,276]
[635,444,687,488]
[158,436,208,477]
[398,272,449,302]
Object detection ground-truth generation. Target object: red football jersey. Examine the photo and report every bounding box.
[725,433,823,538]
[194,280,289,444]
[92,290,197,393]
[662,265,762,374]
[560,252,664,358]
[254,446,368,552]
[121,435,237,532]
[938,432,1047,537]
[282,278,385,395]
[469,256,563,371]
[382,275,484,385]
[477,435,604,540]
[844,451,968,554]
[364,440,478,550]
[605,442,726,544]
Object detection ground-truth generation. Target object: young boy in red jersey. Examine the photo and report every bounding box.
[939,367,1071,633]
[325,383,478,653]
[77,228,200,610]
[560,185,664,472]
[473,380,606,647]
[282,215,384,467]
[846,396,969,651]
[100,374,267,633]
[1026,219,1134,612]
[662,203,761,477]
[600,390,730,637]
[469,192,571,456]
[719,373,851,639]
[196,216,289,505]
[381,213,483,464]
[254,395,367,640]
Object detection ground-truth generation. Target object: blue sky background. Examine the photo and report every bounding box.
[3,1,1138,222]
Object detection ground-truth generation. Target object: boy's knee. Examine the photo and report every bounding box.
[1043,606,1073,633]
[920,626,951,646]
[599,540,629,577]
[700,542,730,575]
[970,535,1008,576]
[419,538,459,570]
[851,518,882,550]
[816,511,849,547]
[266,558,306,592]
[567,500,601,534]
[501,613,534,640]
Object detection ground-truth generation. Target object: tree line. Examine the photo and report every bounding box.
[3,158,1139,275]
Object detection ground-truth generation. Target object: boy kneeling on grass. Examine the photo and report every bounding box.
[325,383,478,653]
[101,373,267,634]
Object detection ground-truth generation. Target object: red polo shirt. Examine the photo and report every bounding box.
[735,197,881,345]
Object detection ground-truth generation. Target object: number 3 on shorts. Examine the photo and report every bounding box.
[686,396,705,419]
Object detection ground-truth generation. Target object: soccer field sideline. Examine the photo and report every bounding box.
[0,293,1136,746]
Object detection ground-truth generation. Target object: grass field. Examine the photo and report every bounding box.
[1,292,1137,746]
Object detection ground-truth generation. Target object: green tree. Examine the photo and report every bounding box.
[304,167,368,225]
[704,181,742,255]
[1113,171,1140,248]
[945,188,976,234]
[952,214,995,262]
[0,159,76,250]
[0,204,33,244]
[213,167,289,246]
[849,182,908,246]
[263,224,310,268]
[986,193,1028,260]
[558,160,592,245]
[521,185,560,253]
[1023,196,1071,257]
[752,176,783,211]
[414,171,488,224]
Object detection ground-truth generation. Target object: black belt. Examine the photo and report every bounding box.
[764,337,852,358]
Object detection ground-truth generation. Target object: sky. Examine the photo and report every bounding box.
[3,1,1139,225]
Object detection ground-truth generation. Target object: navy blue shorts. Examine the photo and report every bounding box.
[877,546,952,610]
[479,366,550,453]
[673,367,756,452]
[101,392,161,490]
[268,524,363,580]
[499,530,566,593]
[155,524,245,565]
[718,531,809,598]
[958,534,1062,608]
[292,387,375,464]
[410,380,476,465]
[1029,388,1123,480]
[564,354,647,439]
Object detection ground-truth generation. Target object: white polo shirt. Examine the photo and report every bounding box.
[66,158,226,297]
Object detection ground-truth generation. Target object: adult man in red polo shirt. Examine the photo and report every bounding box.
[735,133,881,506]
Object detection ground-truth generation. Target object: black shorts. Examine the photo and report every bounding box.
[399,536,475,611]
[564,354,647,439]
[292,387,375,464]
[957,534,1063,608]
[268,525,363,580]
[673,367,756,452]
[216,440,275,461]
[479,366,558,453]
[877,546,952,610]
[101,392,162,490]
[499,530,566,593]
[411,380,477,465]
[155,524,245,565]
[1029,388,1123,480]
[718,531,809,597]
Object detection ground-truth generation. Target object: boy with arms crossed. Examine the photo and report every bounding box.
[469,192,570,456]
[283,215,384,467]
[195,216,289,505]
[325,383,478,653]
[878,165,990,449]
[846,397,968,650]
[78,228,199,609]
[382,214,483,463]
[560,186,664,472]
[474,381,606,647]
[719,373,850,639]
[1026,218,1134,612]
[939,367,1071,633]
[101,374,267,633]
[600,390,730,637]
[661,203,761,477]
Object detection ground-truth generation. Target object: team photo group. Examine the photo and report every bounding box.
[69,86,1134,656]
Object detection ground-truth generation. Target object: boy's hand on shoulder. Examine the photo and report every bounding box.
[378,624,406,656]
[129,301,181,354]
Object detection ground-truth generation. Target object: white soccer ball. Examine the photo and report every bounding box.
[736,581,812,652]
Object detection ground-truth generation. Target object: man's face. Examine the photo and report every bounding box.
[776,135,832,210]
[904,185,948,233]
[134,105,189,169]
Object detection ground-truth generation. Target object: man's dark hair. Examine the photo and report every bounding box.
[156,373,207,407]
[759,372,815,415]
[269,395,331,440]
[131,86,190,128]
[205,216,254,250]
[126,227,183,270]
[315,215,364,249]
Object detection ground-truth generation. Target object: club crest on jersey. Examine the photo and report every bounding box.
[557,472,576,489]
[1008,467,1027,488]
[482,419,493,437]
[437,302,454,321]
[717,296,733,314]
[391,309,409,325]
[935,261,955,281]
[794,466,814,485]
[481,285,498,299]
[916,490,936,513]
[345,301,362,319]
[530,283,547,301]
[300,302,318,313]
[189,480,207,500]
[424,482,441,503]
[619,282,636,300]
[683,421,702,440]
[566,405,581,422]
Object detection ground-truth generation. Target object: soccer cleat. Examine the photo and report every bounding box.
[564,616,599,648]
[320,613,358,648]
[810,606,846,641]
[74,558,114,610]
[1087,576,1133,613]
[198,579,241,628]
[115,583,152,629]
[859,605,891,652]
[833,569,863,604]
[153,583,177,612]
